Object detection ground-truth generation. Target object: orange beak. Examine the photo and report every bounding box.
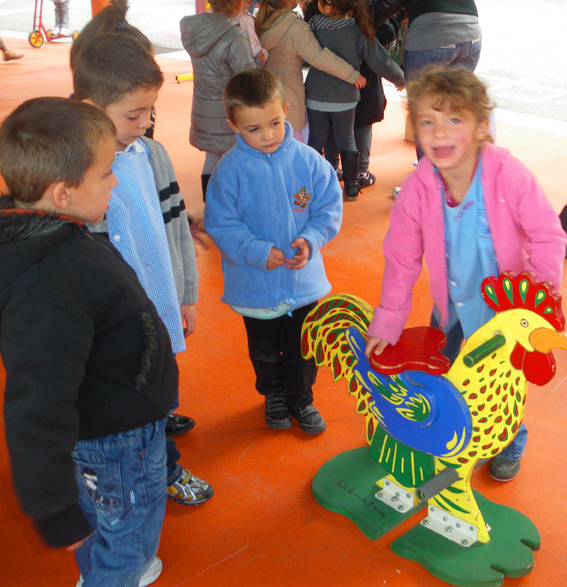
[529,328,567,353]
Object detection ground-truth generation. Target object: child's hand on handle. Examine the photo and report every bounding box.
[354,74,367,89]
[285,237,310,270]
[365,336,389,358]
[396,84,405,92]
[267,247,286,270]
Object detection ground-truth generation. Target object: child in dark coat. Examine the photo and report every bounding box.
[0,97,177,585]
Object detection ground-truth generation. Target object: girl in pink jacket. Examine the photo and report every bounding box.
[365,68,566,482]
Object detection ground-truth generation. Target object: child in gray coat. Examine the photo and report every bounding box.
[181,0,257,201]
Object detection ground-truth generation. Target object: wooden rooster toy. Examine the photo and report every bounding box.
[301,272,567,586]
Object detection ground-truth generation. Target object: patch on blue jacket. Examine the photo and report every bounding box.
[293,187,311,211]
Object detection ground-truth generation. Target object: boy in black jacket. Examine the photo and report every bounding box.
[0,97,177,586]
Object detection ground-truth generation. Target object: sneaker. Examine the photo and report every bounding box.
[77,556,163,587]
[3,50,23,62]
[358,171,376,188]
[59,26,69,36]
[166,412,195,436]
[265,393,292,429]
[287,403,326,435]
[50,26,60,37]
[392,187,402,198]
[168,469,214,505]
[489,456,521,481]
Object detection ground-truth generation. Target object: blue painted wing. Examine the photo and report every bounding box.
[346,328,472,458]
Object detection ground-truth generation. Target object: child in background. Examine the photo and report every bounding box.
[256,0,365,144]
[70,0,160,143]
[71,4,192,434]
[0,97,176,586]
[70,0,152,70]
[236,0,269,66]
[323,12,403,189]
[205,69,342,434]
[304,0,404,201]
[51,0,71,36]
[181,0,257,202]
[73,34,213,506]
[365,68,566,482]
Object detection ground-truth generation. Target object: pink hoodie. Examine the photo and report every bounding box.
[368,142,566,344]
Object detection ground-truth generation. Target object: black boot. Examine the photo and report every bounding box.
[340,151,360,201]
[201,174,211,203]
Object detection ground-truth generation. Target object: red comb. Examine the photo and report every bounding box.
[482,271,564,331]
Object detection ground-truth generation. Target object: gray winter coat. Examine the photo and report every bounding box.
[180,13,256,154]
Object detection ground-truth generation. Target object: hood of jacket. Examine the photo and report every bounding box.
[180,13,241,57]
[0,204,84,295]
[309,14,357,33]
[258,10,298,52]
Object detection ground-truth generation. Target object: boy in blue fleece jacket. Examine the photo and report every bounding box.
[205,69,343,434]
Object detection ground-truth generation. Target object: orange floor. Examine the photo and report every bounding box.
[1,38,567,587]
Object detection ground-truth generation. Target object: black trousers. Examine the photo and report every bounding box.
[242,303,317,407]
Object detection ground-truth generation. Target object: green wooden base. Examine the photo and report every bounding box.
[391,491,541,587]
[312,446,425,540]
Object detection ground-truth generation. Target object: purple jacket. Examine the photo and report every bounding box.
[368,142,566,344]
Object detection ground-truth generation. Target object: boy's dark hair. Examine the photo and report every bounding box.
[0,97,115,204]
[70,0,153,71]
[224,69,286,123]
[407,67,493,130]
[73,33,164,108]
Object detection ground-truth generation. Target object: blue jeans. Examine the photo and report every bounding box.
[166,435,183,485]
[403,38,482,84]
[430,311,527,460]
[73,419,167,586]
[166,387,182,485]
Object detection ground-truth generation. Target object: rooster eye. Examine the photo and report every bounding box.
[520,319,529,327]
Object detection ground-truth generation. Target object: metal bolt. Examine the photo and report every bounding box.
[456,523,461,528]
[470,526,475,532]
[430,507,436,512]
[395,492,400,497]
[461,540,468,546]
[398,505,404,511]
[376,492,383,499]
[392,496,398,502]
[443,516,448,522]
[422,519,429,526]
[446,527,453,533]
[406,493,411,499]
[385,481,390,486]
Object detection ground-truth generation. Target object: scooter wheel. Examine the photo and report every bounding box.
[28,30,44,48]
